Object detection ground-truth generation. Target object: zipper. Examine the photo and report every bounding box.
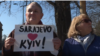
[81,43,86,56]
[74,34,95,56]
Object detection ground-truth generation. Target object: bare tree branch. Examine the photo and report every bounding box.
[0,1,5,5]
[74,1,80,9]
[9,1,11,16]
[47,1,56,7]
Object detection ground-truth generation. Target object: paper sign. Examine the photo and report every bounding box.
[14,25,54,52]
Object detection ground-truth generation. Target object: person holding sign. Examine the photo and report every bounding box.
[63,14,100,56]
[2,2,62,56]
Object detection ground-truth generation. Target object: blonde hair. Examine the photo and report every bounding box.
[26,2,42,13]
[67,14,92,38]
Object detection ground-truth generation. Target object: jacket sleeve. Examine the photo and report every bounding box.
[63,40,69,56]
[37,48,62,56]
[57,46,62,56]
[2,30,15,56]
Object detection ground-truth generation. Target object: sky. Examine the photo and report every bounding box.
[0,1,57,38]
[0,1,77,39]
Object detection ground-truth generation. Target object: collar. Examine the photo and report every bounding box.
[74,33,95,52]
[77,33,91,42]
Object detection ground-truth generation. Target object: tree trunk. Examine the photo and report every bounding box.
[55,1,71,46]
[80,1,86,14]
[0,22,3,50]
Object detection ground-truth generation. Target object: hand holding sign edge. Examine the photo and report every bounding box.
[4,37,15,50]
[53,37,61,50]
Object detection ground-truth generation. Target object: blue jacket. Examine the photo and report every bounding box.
[63,35,100,56]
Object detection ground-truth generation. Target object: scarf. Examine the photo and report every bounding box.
[74,33,95,52]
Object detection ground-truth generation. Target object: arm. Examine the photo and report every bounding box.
[50,49,58,56]
[50,32,62,56]
[2,46,14,56]
[57,46,62,56]
[2,30,15,56]
[40,46,62,56]
[50,47,62,56]
[39,32,62,56]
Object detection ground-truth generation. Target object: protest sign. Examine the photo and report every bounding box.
[14,25,54,52]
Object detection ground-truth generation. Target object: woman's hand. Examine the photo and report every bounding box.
[53,37,61,50]
[4,37,15,50]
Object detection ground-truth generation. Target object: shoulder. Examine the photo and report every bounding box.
[65,38,74,42]
[64,37,75,44]
[94,35,100,37]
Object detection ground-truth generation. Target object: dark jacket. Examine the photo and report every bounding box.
[63,34,100,56]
